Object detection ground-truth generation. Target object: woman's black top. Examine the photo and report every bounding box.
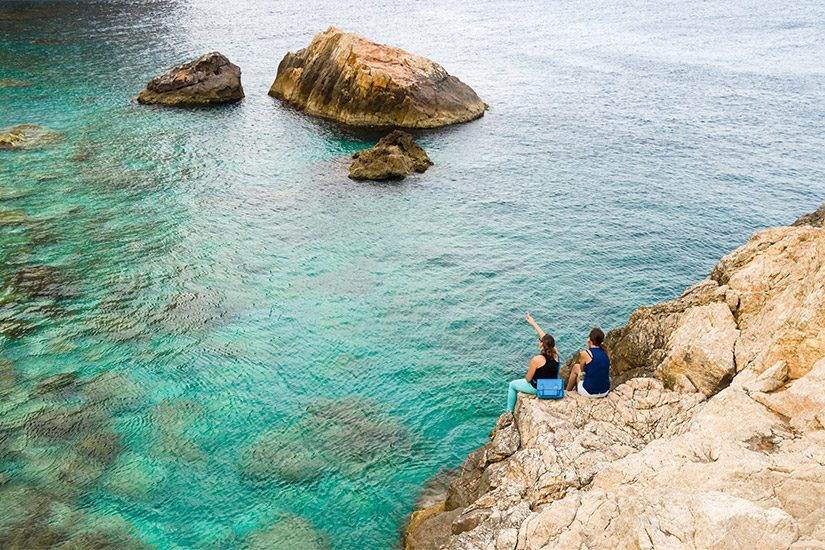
[530,355,560,388]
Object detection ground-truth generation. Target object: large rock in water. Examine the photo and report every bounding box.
[136,52,244,106]
[405,205,825,550]
[349,130,432,180]
[269,27,486,128]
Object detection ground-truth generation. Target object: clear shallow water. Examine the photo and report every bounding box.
[1,0,824,547]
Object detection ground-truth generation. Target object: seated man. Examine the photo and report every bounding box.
[566,327,610,398]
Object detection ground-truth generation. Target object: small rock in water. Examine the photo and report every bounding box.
[136,52,244,106]
[349,130,433,181]
[0,124,61,150]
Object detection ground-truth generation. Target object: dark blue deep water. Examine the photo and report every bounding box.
[1,0,824,547]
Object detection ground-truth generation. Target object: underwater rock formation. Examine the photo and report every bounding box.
[241,397,415,483]
[406,204,825,549]
[244,514,328,550]
[0,124,61,150]
[0,366,150,548]
[136,52,244,106]
[349,130,432,180]
[269,27,486,128]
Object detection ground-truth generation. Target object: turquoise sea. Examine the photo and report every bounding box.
[1,0,824,547]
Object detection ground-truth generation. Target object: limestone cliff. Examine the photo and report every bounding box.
[406,206,825,549]
[269,27,486,128]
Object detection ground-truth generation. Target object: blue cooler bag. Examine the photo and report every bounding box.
[536,377,564,400]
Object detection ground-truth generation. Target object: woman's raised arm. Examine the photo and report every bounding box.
[525,313,546,339]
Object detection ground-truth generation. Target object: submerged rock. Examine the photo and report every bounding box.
[31,371,81,398]
[0,78,32,88]
[81,371,144,414]
[245,514,328,550]
[136,52,244,106]
[0,359,17,394]
[102,452,168,500]
[75,428,123,466]
[269,27,486,128]
[148,398,207,462]
[0,210,27,226]
[349,130,432,180]
[25,405,103,440]
[241,397,415,484]
[0,124,61,151]
[6,265,79,301]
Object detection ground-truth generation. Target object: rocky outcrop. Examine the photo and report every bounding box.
[0,124,61,150]
[607,208,825,394]
[406,206,825,549]
[136,52,244,106]
[349,130,432,180]
[269,27,486,128]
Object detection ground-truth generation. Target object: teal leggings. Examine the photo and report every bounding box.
[507,379,536,411]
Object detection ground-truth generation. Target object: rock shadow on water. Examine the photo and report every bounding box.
[240,397,418,485]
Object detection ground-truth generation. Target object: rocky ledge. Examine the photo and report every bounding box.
[349,130,432,180]
[406,206,825,549]
[136,52,244,106]
[269,27,486,128]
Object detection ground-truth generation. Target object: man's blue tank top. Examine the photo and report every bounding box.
[583,347,610,394]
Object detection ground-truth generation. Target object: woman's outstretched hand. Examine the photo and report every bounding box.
[526,313,545,338]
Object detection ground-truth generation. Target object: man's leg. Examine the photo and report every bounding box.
[566,364,581,391]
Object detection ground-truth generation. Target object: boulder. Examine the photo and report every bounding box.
[349,130,432,180]
[0,124,61,150]
[136,52,244,106]
[269,27,486,128]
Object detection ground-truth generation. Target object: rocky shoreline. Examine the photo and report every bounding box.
[405,204,825,549]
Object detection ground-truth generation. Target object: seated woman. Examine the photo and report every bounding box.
[507,314,560,412]
[566,327,610,397]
